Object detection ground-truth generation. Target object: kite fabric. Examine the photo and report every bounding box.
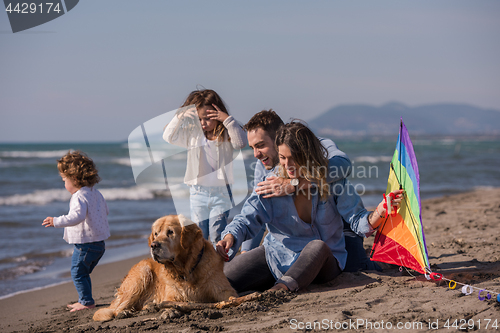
[370,119,431,274]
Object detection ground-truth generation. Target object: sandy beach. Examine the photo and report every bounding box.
[1,188,499,332]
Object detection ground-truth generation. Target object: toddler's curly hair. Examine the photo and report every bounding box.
[57,151,101,188]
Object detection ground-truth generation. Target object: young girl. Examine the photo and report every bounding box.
[42,151,110,312]
[163,89,247,247]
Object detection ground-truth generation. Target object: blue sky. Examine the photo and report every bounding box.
[1,1,499,142]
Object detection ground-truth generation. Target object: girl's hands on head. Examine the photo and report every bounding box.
[206,104,229,122]
[182,106,198,120]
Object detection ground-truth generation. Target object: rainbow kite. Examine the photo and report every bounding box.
[370,120,500,303]
[370,119,431,275]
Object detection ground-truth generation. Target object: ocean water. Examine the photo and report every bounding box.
[0,138,499,298]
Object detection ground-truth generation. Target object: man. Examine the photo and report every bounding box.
[239,110,380,272]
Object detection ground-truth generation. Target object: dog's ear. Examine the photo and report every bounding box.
[180,223,202,250]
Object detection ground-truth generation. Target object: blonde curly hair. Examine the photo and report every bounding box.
[57,151,101,188]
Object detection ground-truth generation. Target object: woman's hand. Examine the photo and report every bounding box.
[370,189,404,228]
[216,234,235,262]
[255,176,295,198]
[386,189,404,212]
[206,104,229,122]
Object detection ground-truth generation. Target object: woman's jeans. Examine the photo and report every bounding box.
[224,240,341,293]
[190,185,232,247]
[71,241,105,306]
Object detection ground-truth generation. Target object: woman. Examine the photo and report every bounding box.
[216,121,402,292]
[163,89,247,247]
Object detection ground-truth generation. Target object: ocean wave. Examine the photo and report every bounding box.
[0,249,73,281]
[0,149,71,158]
[100,187,164,201]
[126,142,142,149]
[0,280,71,300]
[0,249,73,265]
[122,154,190,168]
[0,186,171,206]
[0,261,49,281]
[112,157,133,166]
[473,186,498,191]
[353,156,393,163]
[0,189,71,206]
[0,159,54,168]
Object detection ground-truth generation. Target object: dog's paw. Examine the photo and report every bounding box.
[160,308,183,320]
[142,303,159,314]
[115,310,134,319]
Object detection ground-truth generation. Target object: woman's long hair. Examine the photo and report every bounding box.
[275,120,330,200]
[181,89,229,142]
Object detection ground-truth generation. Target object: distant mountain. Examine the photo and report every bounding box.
[308,102,500,138]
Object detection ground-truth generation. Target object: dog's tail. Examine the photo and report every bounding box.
[93,308,115,322]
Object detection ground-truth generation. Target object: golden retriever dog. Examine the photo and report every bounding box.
[93,214,237,321]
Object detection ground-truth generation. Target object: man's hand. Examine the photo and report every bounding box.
[255,176,295,198]
[216,234,235,261]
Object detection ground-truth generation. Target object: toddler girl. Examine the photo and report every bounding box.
[43,151,110,312]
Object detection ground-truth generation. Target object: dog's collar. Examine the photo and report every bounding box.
[189,245,204,276]
[177,245,205,281]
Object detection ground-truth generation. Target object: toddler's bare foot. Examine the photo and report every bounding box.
[69,303,96,312]
[67,302,80,309]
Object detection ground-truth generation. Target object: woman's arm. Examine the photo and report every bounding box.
[216,189,273,260]
[333,179,373,237]
[335,179,404,237]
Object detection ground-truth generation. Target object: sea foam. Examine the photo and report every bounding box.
[0,150,71,158]
[0,186,170,206]
[353,156,393,163]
